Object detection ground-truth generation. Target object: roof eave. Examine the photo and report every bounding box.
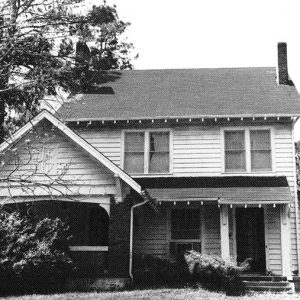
[62,114,300,123]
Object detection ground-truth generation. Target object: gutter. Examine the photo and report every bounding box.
[129,197,149,280]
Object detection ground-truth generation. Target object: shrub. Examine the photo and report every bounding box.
[0,211,74,295]
[132,254,190,287]
[184,250,250,296]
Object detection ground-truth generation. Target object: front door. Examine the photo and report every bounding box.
[235,207,266,273]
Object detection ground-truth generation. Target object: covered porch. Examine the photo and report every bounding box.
[2,196,111,277]
[133,176,293,277]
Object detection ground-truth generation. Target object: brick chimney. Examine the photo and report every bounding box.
[277,42,292,85]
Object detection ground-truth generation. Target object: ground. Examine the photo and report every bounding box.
[2,289,300,300]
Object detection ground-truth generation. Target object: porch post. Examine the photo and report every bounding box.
[280,204,291,277]
[220,205,230,261]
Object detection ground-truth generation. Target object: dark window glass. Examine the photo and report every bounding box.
[171,208,200,240]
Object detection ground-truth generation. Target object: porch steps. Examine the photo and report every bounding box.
[241,276,294,293]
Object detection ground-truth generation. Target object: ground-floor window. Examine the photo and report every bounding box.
[170,208,201,257]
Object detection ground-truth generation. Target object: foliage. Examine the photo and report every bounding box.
[0,211,73,295]
[0,0,135,141]
[295,141,300,186]
[184,250,250,296]
[72,3,134,72]
[132,254,190,287]
[133,251,250,296]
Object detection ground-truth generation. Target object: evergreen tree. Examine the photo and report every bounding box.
[0,0,134,142]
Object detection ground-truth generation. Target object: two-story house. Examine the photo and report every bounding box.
[1,43,300,284]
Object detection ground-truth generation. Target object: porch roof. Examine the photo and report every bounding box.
[146,187,292,204]
[137,176,292,205]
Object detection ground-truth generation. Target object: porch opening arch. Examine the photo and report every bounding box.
[88,205,109,246]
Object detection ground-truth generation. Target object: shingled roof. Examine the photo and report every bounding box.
[57,67,300,121]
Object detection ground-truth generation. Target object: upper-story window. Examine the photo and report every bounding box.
[225,131,246,172]
[124,132,145,173]
[224,129,272,172]
[124,131,170,174]
[250,130,272,171]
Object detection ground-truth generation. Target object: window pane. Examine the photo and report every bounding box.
[225,131,245,150]
[149,153,169,173]
[124,153,144,173]
[149,132,169,173]
[225,151,246,171]
[225,131,246,171]
[250,130,271,171]
[124,132,144,173]
[124,132,144,151]
[251,151,271,171]
[150,132,169,152]
[251,130,270,150]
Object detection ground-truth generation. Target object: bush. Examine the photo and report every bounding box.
[0,211,74,295]
[132,254,190,287]
[184,250,250,296]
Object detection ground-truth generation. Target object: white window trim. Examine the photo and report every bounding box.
[121,129,173,175]
[221,126,275,174]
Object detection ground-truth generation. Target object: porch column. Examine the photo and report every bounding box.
[280,204,291,277]
[220,205,230,261]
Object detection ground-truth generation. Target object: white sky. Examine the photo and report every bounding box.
[92,0,300,139]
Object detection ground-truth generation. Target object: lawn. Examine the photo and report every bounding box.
[2,288,300,300]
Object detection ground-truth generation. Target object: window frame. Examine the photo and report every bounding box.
[222,127,274,174]
[167,207,204,257]
[122,129,172,175]
[170,208,201,241]
[250,130,272,172]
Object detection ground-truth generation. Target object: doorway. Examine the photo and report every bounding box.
[235,207,266,273]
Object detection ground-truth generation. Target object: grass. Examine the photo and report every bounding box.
[1,288,300,300]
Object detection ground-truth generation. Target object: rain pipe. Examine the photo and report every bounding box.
[129,198,149,280]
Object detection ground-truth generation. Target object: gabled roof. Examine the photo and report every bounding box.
[0,110,142,194]
[57,68,300,122]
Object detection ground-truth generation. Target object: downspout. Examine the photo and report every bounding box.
[129,198,149,280]
[292,118,300,275]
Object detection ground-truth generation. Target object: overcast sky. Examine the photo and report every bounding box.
[91,0,300,138]
[101,0,300,84]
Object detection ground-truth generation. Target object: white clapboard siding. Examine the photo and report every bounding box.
[133,209,167,258]
[76,129,122,166]
[203,205,221,255]
[274,125,298,272]
[266,206,282,275]
[0,121,116,197]
[173,127,221,175]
